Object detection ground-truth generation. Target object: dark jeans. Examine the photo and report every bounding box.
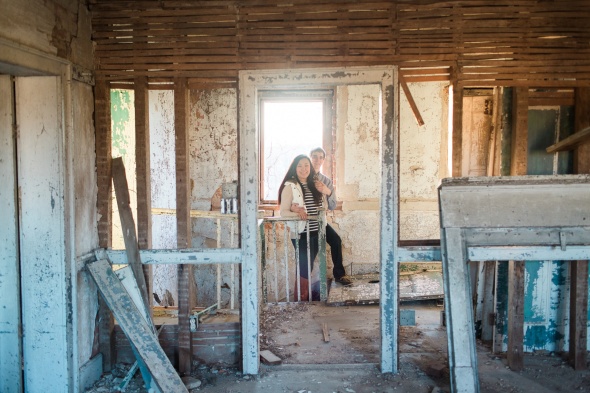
[326,224,345,279]
[292,232,318,279]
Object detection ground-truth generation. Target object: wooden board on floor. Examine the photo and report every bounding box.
[327,272,443,306]
[87,259,188,393]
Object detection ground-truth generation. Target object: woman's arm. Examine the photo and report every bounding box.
[280,183,307,219]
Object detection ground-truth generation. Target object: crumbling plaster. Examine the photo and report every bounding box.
[189,88,239,307]
[150,90,179,305]
[399,81,449,241]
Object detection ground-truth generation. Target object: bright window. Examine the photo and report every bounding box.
[259,90,334,203]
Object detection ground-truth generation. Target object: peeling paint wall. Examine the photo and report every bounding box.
[149,90,178,305]
[334,84,382,273]
[1,1,98,389]
[188,89,239,307]
[399,82,449,242]
[189,89,238,213]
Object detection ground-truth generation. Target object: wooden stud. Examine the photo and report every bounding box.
[507,260,525,371]
[569,261,589,370]
[510,87,528,176]
[134,76,154,316]
[95,78,112,249]
[175,78,197,375]
[507,88,527,371]
[451,74,463,177]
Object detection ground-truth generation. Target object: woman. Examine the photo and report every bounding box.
[278,154,330,301]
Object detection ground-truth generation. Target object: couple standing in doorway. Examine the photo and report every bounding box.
[278,147,353,301]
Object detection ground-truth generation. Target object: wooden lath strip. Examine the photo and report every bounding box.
[90,0,590,86]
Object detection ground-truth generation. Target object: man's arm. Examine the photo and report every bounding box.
[319,173,337,211]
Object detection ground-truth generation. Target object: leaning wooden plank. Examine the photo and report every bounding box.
[117,324,166,392]
[546,126,590,153]
[112,157,152,324]
[87,259,189,393]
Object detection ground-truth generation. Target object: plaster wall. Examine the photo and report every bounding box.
[149,89,178,305]
[188,88,239,307]
[189,88,239,214]
[334,84,382,273]
[399,82,449,242]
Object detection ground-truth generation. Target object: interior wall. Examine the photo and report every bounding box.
[142,81,449,294]
[149,89,178,305]
[0,1,99,391]
[334,84,381,273]
[399,82,449,242]
[188,88,239,307]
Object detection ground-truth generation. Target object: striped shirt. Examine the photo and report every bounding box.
[301,182,319,233]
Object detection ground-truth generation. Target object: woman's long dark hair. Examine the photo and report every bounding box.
[278,154,322,205]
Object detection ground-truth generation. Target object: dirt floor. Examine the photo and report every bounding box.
[85,300,590,392]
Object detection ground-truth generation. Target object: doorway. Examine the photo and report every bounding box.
[0,63,76,390]
[238,66,398,373]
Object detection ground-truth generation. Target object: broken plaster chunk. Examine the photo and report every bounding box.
[181,376,202,389]
[260,349,282,365]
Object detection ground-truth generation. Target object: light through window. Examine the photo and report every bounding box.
[262,100,323,202]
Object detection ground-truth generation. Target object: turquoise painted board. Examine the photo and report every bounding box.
[495,106,586,352]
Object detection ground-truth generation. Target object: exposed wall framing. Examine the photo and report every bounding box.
[90,0,590,88]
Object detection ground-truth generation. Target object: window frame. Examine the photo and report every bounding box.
[258,89,335,206]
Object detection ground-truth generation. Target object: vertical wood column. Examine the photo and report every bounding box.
[441,227,479,393]
[134,76,153,312]
[175,78,196,375]
[510,87,528,176]
[451,77,463,177]
[94,78,115,371]
[569,87,590,370]
[95,78,112,249]
[507,260,525,371]
[507,86,528,371]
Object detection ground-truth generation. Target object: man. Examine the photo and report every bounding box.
[310,147,353,286]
